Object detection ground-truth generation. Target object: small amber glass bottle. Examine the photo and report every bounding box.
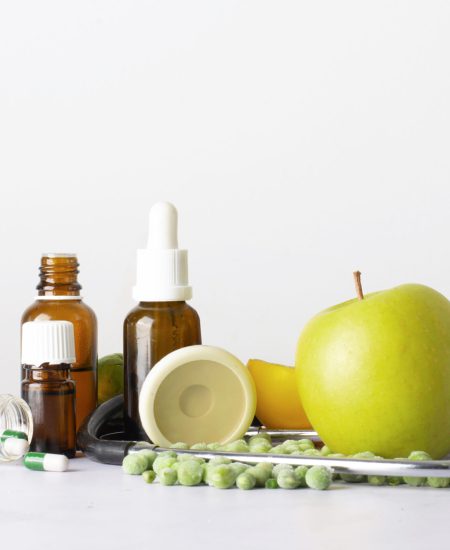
[21,254,97,431]
[21,321,76,458]
[124,202,202,439]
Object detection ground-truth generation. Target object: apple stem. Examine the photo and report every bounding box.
[353,271,364,300]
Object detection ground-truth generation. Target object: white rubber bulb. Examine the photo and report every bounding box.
[147,202,178,250]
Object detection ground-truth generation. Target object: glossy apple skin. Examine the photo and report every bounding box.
[295,284,450,459]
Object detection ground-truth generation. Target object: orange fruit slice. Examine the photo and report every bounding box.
[247,359,312,429]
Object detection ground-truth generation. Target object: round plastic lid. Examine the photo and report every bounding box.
[138,345,257,447]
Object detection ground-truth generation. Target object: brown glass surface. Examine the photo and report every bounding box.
[124,301,201,439]
[21,364,76,457]
[21,255,97,431]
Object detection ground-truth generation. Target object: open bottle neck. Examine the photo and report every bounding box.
[36,255,82,297]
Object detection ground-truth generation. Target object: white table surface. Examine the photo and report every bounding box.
[2,455,449,550]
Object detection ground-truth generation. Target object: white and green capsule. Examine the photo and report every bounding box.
[0,430,30,459]
[24,452,69,472]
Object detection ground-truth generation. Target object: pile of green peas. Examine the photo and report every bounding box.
[122,434,332,490]
[122,435,450,489]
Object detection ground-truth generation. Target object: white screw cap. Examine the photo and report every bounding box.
[21,321,76,366]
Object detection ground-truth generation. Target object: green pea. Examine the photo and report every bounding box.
[177,460,203,486]
[273,463,293,477]
[320,445,331,456]
[142,470,156,484]
[305,466,332,490]
[271,444,288,455]
[294,465,308,487]
[427,477,450,488]
[297,439,315,449]
[265,478,279,489]
[249,440,272,454]
[283,441,303,454]
[152,455,178,476]
[302,448,321,457]
[207,442,221,451]
[190,442,208,450]
[158,467,177,486]
[352,451,376,459]
[340,474,366,483]
[249,433,272,444]
[247,465,272,487]
[159,450,178,458]
[404,451,432,487]
[221,439,249,453]
[209,464,236,489]
[229,462,250,477]
[122,454,148,475]
[387,476,405,486]
[136,450,157,469]
[342,451,376,483]
[255,462,273,475]
[177,454,205,464]
[277,469,300,489]
[208,457,232,466]
[368,475,386,486]
[236,472,256,490]
[170,442,189,450]
[408,451,432,461]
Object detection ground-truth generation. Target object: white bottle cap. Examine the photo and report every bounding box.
[133,202,193,302]
[21,321,76,366]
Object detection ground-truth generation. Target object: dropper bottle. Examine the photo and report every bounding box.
[124,202,202,440]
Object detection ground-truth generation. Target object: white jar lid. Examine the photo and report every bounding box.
[138,345,256,447]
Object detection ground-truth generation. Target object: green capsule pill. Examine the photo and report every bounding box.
[0,430,28,442]
[24,452,69,472]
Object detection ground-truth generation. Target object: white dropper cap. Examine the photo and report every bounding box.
[133,202,193,302]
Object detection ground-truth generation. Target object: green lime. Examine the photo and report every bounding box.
[98,353,124,404]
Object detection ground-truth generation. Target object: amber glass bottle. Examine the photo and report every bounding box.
[124,301,201,439]
[21,320,77,458]
[21,254,97,431]
[124,202,202,439]
[22,363,76,457]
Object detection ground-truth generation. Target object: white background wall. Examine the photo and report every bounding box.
[1,1,449,395]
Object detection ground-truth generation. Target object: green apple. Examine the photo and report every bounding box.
[295,282,450,459]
